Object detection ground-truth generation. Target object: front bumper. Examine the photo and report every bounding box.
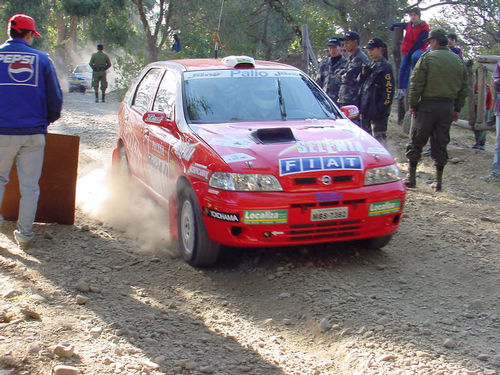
[198,181,406,247]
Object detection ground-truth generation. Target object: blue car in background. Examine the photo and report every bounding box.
[68,63,92,93]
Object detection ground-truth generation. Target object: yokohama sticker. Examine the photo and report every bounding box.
[208,209,239,222]
[187,163,210,180]
[243,210,287,225]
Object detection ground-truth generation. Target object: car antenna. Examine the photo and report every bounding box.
[214,0,224,58]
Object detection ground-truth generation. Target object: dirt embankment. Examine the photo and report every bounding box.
[1,93,499,375]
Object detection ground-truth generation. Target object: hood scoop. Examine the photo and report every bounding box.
[250,127,296,144]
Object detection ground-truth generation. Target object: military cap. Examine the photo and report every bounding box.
[327,37,342,47]
[424,28,447,43]
[343,31,360,42]
[364,37,385,49]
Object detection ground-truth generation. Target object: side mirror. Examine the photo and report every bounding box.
[142,111,176,130]
[340,105,359,120]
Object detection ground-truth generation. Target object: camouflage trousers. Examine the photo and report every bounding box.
[405,100,454,167]
[92,71,108,93]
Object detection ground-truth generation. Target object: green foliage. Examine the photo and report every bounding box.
[61,0,101,16]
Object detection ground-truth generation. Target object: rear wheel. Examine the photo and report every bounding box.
[178,185,220,267]
[361,234,393,250]
[115,146,130,177]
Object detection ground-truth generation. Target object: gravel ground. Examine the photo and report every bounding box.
[1,92,499,375]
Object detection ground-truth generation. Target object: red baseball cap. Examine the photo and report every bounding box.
[8,14,42,37]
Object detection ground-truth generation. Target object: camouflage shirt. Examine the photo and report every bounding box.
[316,55,346,102]
[336,48,369,106]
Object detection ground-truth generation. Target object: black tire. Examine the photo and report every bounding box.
[361,234,393,250]
[177,185,220,267]
[114,146,130,177]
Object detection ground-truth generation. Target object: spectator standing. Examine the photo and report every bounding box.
[316,37,346,103]
[0,14,63,249]
[447,33,463,59]
[390,8,429,99]
[89,44,111,103]
[481,61,500,181]
[404,28,468,191]
[171,33,182,52]
[358,37,394,143]
[472,80,493,150]
[336,31,369,124]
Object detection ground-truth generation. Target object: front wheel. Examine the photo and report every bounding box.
[178,186,220,267]
[361,234,393,250]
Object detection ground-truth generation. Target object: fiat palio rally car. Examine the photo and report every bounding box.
[113,56,406,266]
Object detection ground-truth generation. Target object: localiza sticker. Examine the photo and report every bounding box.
[243,210,287,225]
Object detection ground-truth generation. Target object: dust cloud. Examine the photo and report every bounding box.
[76,163,176,256]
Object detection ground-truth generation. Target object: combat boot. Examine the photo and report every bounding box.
[404,164,417,188]
[95,91,99,103]
[431,166,444,192]
[102,93,105,103]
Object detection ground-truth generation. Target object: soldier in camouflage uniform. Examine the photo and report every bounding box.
[316,37,346,103]
[335,31,369,125]
[358,37,394,143]
[405,28,468,191]
[89,44,111,103]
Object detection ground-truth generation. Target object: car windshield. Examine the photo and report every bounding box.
[183,69,339,123]
[74,64,92,74]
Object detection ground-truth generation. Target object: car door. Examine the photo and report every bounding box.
[127,68,165,183]
[146,69,178,199]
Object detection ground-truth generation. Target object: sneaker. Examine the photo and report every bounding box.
[13,230,32,251]
[480,173,500,182]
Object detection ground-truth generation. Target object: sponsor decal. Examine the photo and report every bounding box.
[187,163,210,180]
[0,53,38,86]
[222,153,255,163]
[145,113,163,124]
[208,209,239,222]
[279,156,362,176]
[368,200,400,216]
[150,141,166,158]
[243,210,288,225]
[211,137,254,149]
[367,147,390,155]
[316,192,343,202]
[207,188,219,195]
[279,139,365,156]
[173,140,196,161]
[184,70,300,80]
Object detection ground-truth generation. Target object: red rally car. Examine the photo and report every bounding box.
[113,56,406,266]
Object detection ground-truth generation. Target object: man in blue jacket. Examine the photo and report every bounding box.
[0,14,63,250]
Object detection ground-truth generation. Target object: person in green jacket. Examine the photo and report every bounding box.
[404,28,468,191]
[89,44,111,103]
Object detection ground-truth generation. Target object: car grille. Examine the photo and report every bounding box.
[294,175,353,185]
[286,199,365,240]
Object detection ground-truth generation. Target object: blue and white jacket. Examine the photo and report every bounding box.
[0,38,62,135]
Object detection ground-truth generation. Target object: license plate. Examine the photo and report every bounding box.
[310,206,348,221]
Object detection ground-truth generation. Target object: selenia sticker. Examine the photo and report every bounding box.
[222,153,255,163]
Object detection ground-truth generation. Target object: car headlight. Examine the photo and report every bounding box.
[364,164,400,185]
[209,172,283,191]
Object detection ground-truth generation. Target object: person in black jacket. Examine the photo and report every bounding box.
[316,37,346,103]
[358,37,394,143]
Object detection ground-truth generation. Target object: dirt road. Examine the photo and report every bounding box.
[1,93,499,375]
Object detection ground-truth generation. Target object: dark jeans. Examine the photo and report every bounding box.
[406,100,454,167]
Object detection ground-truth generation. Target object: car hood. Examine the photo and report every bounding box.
[190,119,395,173]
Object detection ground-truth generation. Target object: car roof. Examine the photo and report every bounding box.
[148,58,298,72]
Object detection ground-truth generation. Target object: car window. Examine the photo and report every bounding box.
[132,68,164,115]
[75,64,91,74]
[153,70,176,119]
[183,69,339,124]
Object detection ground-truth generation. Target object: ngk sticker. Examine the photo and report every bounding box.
[0,53,38,86]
